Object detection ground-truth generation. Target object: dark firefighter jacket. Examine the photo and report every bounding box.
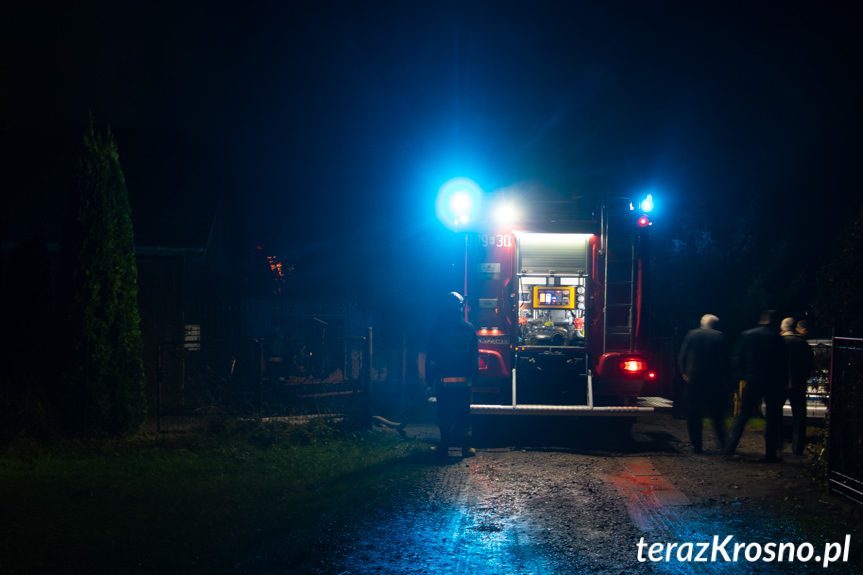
[426,318,479,383]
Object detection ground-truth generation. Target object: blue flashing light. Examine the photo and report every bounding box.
[436,177,482,231]
[451,191,473,223]
[639,194,654,213]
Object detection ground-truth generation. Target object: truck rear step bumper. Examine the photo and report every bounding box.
[470,404,652,416]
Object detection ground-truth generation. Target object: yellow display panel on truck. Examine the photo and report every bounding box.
[464,194,656,418]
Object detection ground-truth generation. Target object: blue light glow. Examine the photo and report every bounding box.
[436,177,483,231]
[639,194,654,213]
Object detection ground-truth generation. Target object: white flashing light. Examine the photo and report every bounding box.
[494,202,518,224]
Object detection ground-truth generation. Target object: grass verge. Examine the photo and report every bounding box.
[0,419,428,574]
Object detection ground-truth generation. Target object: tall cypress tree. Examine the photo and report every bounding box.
[61,120,147,436]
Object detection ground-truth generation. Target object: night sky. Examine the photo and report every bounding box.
[2,1,861,331]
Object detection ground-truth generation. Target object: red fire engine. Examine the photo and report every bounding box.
[460,193,656,418]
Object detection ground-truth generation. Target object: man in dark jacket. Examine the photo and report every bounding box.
[678,314,730,453]
[725,310,789,462]
[426,292,479,457]
[781,318,814,455]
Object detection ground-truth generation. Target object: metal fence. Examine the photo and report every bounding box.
[828,336,863,504]
[155,329,372,431]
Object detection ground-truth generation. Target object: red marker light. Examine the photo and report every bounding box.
[478,328,502,336]
[479,356,488,370]
[637,215,651,227]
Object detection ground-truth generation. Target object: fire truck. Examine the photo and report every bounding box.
[460,193,656,419]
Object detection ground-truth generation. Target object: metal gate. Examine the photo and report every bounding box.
[828,336,863,504]
[155,329,372,431]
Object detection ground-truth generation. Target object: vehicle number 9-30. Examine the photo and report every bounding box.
[481,234,512,248]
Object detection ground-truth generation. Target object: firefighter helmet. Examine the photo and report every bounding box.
[443,291,466,313]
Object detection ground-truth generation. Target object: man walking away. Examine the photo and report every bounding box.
[725,310,789,462]
[426,292,479,458]
[678,314,731,453]
[781,318,814,455]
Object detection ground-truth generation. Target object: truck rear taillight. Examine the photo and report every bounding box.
[479,356,488,370]
[597,353,652,380]
[621,360,647,373]
[619,359,656,380]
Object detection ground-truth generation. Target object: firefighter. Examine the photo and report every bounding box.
[426,292,479,457]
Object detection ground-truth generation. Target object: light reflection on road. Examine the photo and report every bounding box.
[340,458,557,574]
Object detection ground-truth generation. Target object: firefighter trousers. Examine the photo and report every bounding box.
[435,383,472,449]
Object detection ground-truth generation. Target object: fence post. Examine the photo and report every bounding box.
[156,343,162,433]
[361,326,373,429]
[254,339,263,418]
[401,332,407,414]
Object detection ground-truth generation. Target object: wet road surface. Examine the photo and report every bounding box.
[245,414,862,574]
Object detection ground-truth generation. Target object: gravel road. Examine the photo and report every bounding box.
[244,413,862,574]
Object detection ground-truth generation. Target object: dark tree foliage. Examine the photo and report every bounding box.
[816,206,863,337]
[59,120,147,437]
[652,201,811,340]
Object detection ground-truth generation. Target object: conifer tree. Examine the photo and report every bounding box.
[61,119,146,436]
